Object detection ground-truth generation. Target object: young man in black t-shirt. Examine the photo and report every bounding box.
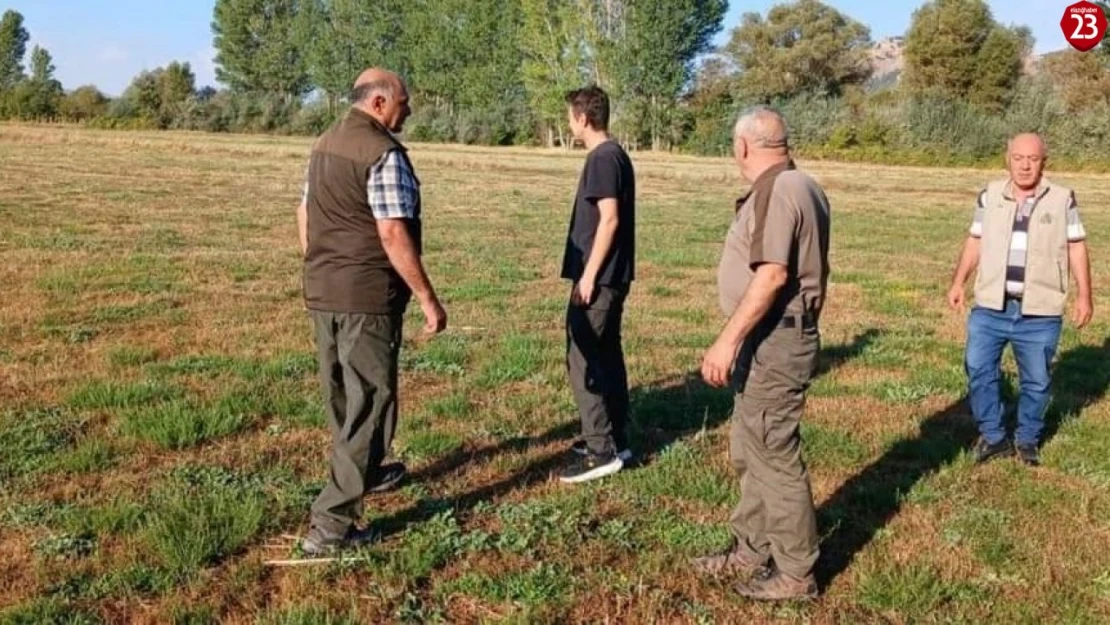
[558,86,636,484]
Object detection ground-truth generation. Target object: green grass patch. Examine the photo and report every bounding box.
[857,561,988,621]
[399,430,464,462]
[422,391,472,421]
[942,506,1018,572]
[624,441,735,507]
[401,335,469,376]
[1044,418,1110,487]
[0,407,82,480]
[54,438,120,474]
[120,397,253,449]
[0,598,102,625]
[255,606,361,625]
[67,379,182,411]
[108,345,160,367]
[475,333,552,387]
[801,422,869,469]
[438,562,571,610]
[637,510,732,555]
[143,477,267,579]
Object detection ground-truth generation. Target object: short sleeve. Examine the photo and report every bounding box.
[582,149,621,202]
[367,150,420,220]
[1066,191,1086,242]
[969,189,986,237]
[749,188,799,269]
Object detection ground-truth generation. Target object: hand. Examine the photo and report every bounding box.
[1073,297,1093,329]
[420,295,447,335]
[946,284,965,312]
[572,277,597,306]
[701,337,739,388]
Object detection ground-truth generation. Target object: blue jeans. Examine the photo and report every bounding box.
[965,299,1062,447]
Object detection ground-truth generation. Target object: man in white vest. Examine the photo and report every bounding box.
[947,133,1092,466]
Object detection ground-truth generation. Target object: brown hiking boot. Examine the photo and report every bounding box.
[735,566,818,601]
[691,545,767,577]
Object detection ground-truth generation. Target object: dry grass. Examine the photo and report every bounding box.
[2,124,1110,624]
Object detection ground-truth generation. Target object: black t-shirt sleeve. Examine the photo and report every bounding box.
[582,149,621,201]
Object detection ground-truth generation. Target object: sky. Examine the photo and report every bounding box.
[6,0,1077,97]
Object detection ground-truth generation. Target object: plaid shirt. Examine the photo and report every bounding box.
[302,149,420,220]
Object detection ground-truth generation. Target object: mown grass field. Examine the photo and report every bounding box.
[1,124,1110,624]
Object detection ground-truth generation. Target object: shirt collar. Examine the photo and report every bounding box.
[735,159,795,213]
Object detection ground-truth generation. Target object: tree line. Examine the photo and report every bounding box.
[1,0,1109,168]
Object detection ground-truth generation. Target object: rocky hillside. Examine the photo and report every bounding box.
[867,36,1043,90]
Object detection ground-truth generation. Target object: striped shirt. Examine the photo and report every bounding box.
[969,187,1085,297]
[302,149,420,221]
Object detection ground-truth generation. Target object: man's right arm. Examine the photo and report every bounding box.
[947,236,981,311]
[369,151,446,334]
[948,191,986,311]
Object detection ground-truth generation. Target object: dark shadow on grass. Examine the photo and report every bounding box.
[374,329,880,539]
[815,339,1110,589]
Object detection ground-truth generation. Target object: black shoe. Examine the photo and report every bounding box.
[558,451,623,484]
[1015,443,1040,466]
[366,462,406,494]
[300,524,378,557]
[570,440,633,463]
[974,438,1013,464]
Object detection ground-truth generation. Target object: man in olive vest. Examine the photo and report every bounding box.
[295,68,447,555]
[947,133,1092,467]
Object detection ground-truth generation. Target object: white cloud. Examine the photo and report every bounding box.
[97,43,128,63]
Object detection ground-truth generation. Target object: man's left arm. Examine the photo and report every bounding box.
[1066,192,1092,328]
[296,167,309,256]
[576,198,618,305]
[701,263,788,387]
[702,191,798,388]
[1069,241,1092,328]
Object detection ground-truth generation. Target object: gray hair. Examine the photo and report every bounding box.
[351,78,397,105]
[1006,132,1047,156]
[733,106,789,150]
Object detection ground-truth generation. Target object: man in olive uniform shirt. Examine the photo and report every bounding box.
[295,68,447,555]
[692,107,831,601]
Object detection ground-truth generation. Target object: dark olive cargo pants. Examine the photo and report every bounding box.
[727,320,821,579]
[308,311,402,536]
[566,285,630,456]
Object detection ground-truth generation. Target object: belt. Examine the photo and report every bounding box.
[776,311,817,330]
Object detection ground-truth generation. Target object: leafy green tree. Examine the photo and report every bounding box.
[60,85,109,121]
[520,0,588,146]
[903,0,1027,110]
[614,0,727,149]
[212,0,308,96]
[7,46,64,119]
[725,0,872,102]
[0,9,29,89]
[295,0,406,112]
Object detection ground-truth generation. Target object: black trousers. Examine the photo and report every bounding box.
[566,285,630,455]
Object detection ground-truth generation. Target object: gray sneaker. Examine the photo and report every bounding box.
[300,524,377,557]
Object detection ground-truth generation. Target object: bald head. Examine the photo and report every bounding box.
[1007,132,1046,158]
[733,107,789,152]
[1006,132,1048,192]
[352,68,405,104]
[350,67,411,133]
